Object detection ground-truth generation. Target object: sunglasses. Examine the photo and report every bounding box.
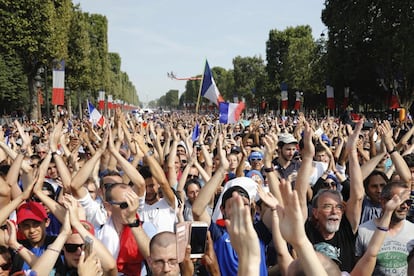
[187,174,198,179]
[180,160,188,164]
[401,199,413,207]
[250,158,262,162]
[64,243,83,253]
[30,164,39,168]
[0,262,11,270]
[323,181,336,187]
[108,201,129,209]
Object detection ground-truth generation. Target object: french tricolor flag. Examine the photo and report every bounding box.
[88,100,105,127]
[200,60,224,106]
[219,102,245,124]
[281,82,288,110]
[326,85,335,110]
[52,60,65,106]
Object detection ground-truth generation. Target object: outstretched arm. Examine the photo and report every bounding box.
[345,121,365,233]
[192,135,228,225]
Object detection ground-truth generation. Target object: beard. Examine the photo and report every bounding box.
[325,216,340,233]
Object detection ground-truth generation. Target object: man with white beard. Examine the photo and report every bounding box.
[302,121,365,273]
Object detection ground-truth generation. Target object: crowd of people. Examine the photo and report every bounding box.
[0,109,414,276]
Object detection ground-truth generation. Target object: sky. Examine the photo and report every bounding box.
[75,0,326,103]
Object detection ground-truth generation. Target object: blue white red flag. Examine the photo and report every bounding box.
[52,60,65,106]
[219,102,245,124]
[87,100,105,127]
[200,60,224,106]
[192,123,200,142]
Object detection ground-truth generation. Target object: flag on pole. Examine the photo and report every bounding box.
[87,100,105,127]
[281,82,288,110]
[343,87,350,109]
[98,91,105,110]
[389,80,400,109]
[108,95,113,109]
[219,102,245,124]
[200,60,224,106]
[326,85,335,110]
[52,60,65,105]
[294,91,301,110]
[192,123,200,142]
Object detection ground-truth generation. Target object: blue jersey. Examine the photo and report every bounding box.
[209,220,270,276]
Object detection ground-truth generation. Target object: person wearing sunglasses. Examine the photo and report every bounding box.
[356,181,414,275]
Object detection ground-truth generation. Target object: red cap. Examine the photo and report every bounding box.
[17,202,48,225]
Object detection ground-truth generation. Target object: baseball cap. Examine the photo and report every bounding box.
[314,242,342,264]
[212,177,258,221]
[278,133,298,145]
[246,170,264,185]
[230,146,241,154]
[17,202,48,225]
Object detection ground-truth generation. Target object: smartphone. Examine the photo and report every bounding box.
[190,221,208,259]
[84,236,93,258]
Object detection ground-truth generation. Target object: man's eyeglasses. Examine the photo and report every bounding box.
[108,201,129,209]
[321,203,344,211]
[153,259,178,268]
[64,243,83,253]
[0,262,11,270]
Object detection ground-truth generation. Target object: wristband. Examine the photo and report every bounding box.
[126,219,142,228]
[14,245,24,254]
[264,167,275,173]
[376,226,389,232]
[387,147,397,155]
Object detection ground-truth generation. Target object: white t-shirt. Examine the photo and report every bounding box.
[138,194,178,233]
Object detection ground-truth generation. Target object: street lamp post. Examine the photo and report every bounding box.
[34,74,43,122]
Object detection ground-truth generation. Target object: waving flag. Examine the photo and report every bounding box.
[281,82,288,110]
[98,91,105,110]
[200,60,224,106]
[343,87,350,109]
[219,102,245,124]
[294,91,301,110]
[52,60,65,105]
[87,100,105,127]
[192,123,200,142]
[326,85,335,110]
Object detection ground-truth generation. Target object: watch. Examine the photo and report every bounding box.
[126,219,142,228]
[51,149,62,156]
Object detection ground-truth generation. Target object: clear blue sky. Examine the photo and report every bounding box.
[75,0,326,103]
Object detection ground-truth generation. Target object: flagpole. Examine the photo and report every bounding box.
[195,60,206,114]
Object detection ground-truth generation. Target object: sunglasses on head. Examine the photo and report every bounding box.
[0,262,11,270]
[64,243,83,253]
[108,201,129,209]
